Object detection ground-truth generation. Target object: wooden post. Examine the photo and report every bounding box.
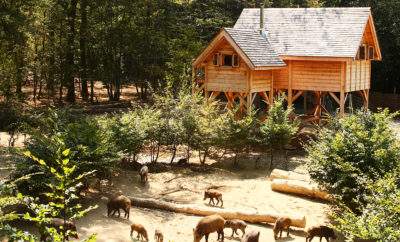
[303,91,307,114]
[364,89,370,110]
[288,60,293,107]
[270,70,275,106]
[340,62,346,116]
[247,93,252,113]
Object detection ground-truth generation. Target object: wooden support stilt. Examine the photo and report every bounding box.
[328,92,340,106]
[246,93,253,113]
[303,91,307,114]
[340,62,346,116]
[292,90,304,103]
[270,71,275,105]
[365,89,369,110]
[288,61,293,107]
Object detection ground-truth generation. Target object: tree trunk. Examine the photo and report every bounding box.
[65,0,78,103]
[271,178,332,201]
[169,145,177,164]
[47,31,55,99]
[269,148,274,170]
[129,197,306,228]
[15,47,24,98]
[79,0,89,101]
[90,78,94,102]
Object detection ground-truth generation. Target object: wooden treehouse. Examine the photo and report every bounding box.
[192,7,381,120]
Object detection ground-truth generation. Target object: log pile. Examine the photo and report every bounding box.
[269,169,332,202]
[271,179,332,201]
[129,196,306,228]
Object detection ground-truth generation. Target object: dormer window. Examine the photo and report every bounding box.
[357,45,367,60]
[212,54,219,66]
[368,46,375,60]
[222,54,233,66]
[212,52,239,67]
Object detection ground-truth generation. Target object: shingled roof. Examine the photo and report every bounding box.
[234,7,372,58]
[224,28,286,67]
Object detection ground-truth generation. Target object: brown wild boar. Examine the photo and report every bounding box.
[40,218,78,241]
[241,230,260,242]
[273,217,291,240]
[154,229,163,242]
[193,214,225,242]
[306,225,337,242]
[107,194,131,219]
[203,190,223,207]
[130,223,148,241]
[139,165,149,183]
[224,219,247,237]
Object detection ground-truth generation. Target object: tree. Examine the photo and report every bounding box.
[221,109,257,167]
[306,109,400,210]
[258,96,299,169]
[99,113,145,163]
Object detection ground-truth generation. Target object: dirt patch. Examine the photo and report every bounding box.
[76,165,335,242]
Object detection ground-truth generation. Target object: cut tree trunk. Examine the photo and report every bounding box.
[271,179,332,201]
[129,197,306,228]
[269,169,310,182]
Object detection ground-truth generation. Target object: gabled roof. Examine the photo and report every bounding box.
[234,7,381,59]
[192,28,285,69]
[225,28,286,67]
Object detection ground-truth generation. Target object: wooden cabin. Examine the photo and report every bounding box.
[192,7,381,120]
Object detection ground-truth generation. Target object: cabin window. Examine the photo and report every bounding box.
[220,54,239,67]
[212,54,219,66]
[222,54,233,66]
[358,45,367,60]
[233,54,239,67]
[368,46,375,60]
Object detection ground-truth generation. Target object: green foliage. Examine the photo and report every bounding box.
[23,149,97,241]
[220,109,258,166]
[307,109,400,210]
[257,96,299,168]
[333,173,400,241]
[14,108,118,196]
[99,113,145,163]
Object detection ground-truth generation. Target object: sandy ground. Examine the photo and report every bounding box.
[75,155,335,242]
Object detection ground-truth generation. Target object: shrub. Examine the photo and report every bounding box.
[23,149,97,241]
[333,173,400,241]
[306,109,400,210]
[220,109,258,166]
[99,112,145,163]
[258,96,299,169]
[13,108,118,196]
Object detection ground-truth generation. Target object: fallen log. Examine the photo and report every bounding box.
[129,196,306,228]
[271,179,331,201]
[269,169,310,182]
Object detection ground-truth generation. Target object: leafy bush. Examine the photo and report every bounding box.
[99,112,145,163]
[333,173,400,241]
[258,96,299,169]
[220,109,258,166]
[23,149,97,241]
[307,109,400,210]
[13,108,118,196]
